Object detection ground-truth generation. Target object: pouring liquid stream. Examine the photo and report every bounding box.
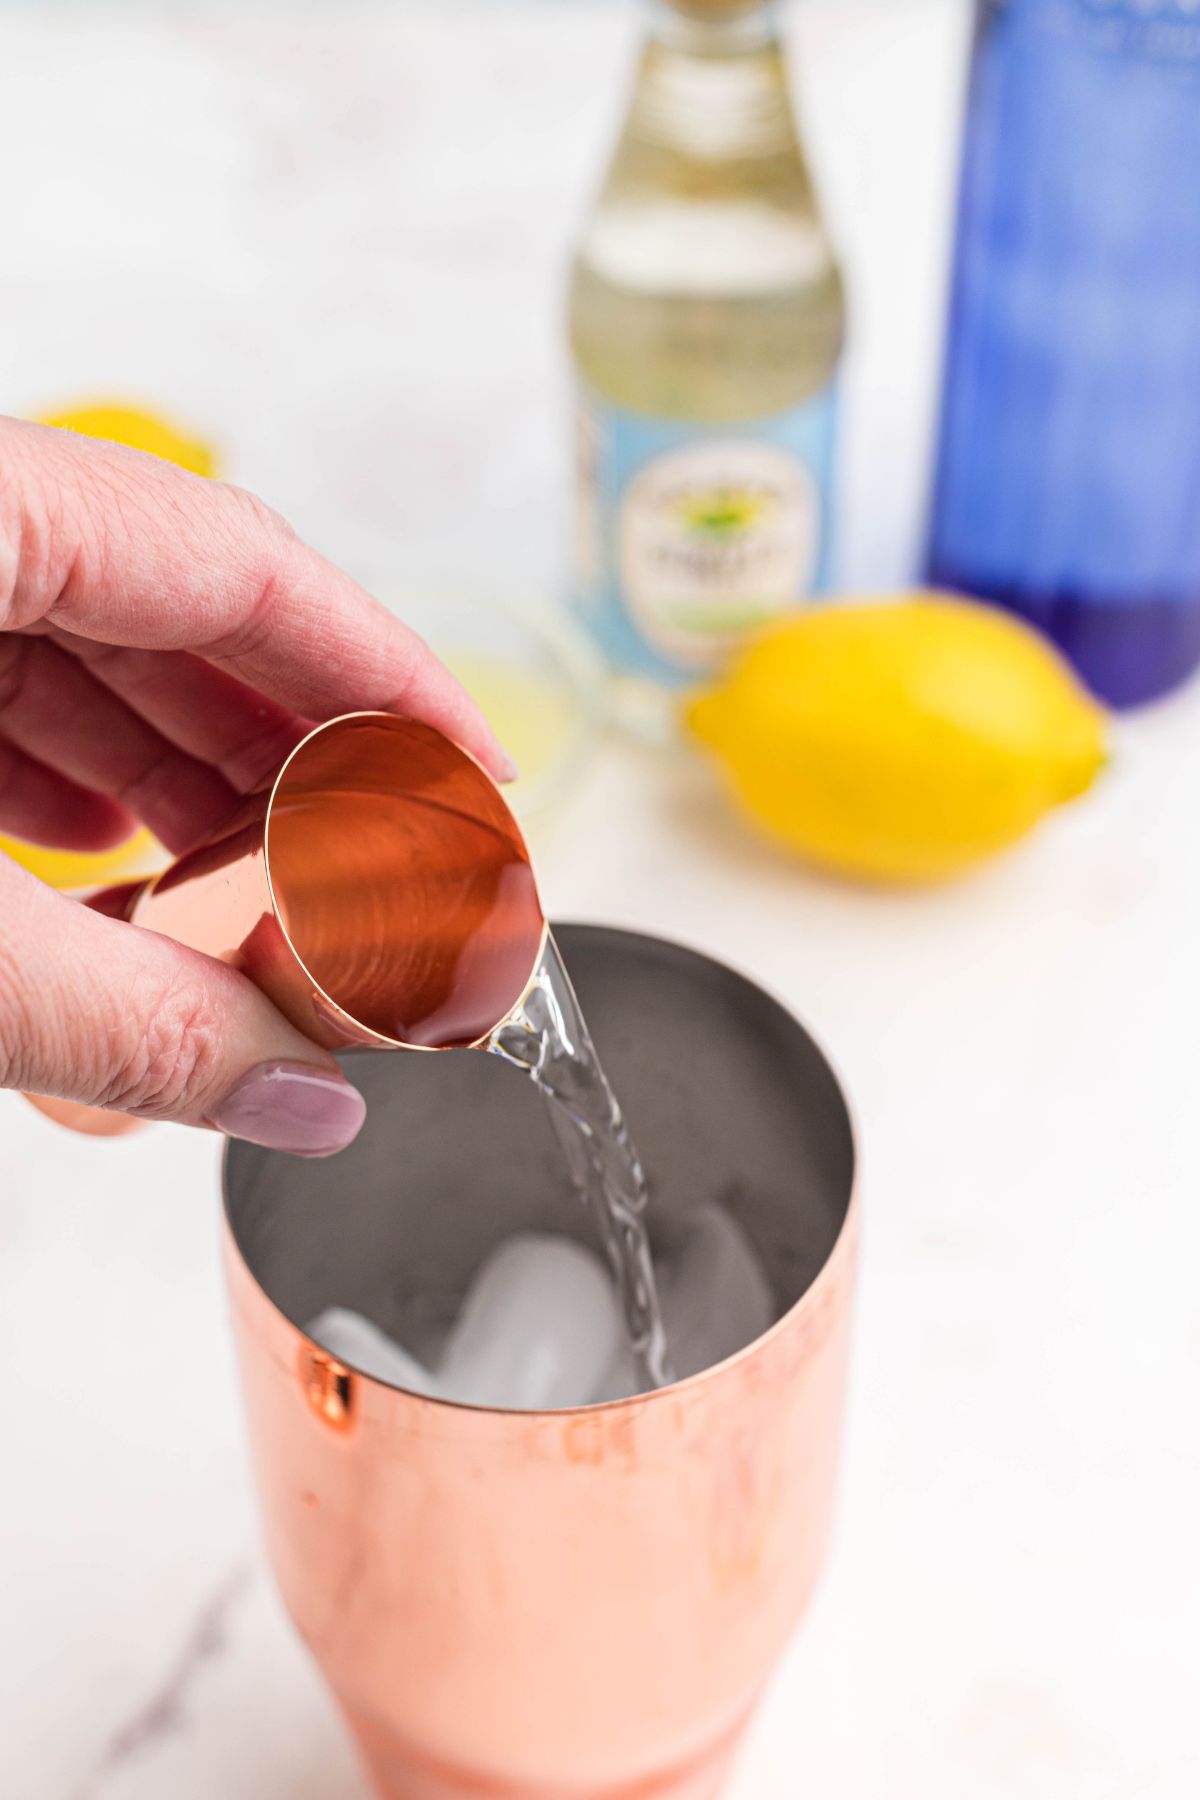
[490,933,674,1392]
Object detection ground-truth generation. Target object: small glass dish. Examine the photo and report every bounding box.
[372,584,607,824]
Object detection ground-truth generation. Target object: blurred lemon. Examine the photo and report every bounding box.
[0,834,167,891]
[686,595,1108,883]
[36,401,217,478]
[1,401,217,888]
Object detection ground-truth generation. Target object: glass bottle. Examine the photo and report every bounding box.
[926,0,1200,709]
[568,0,844,698]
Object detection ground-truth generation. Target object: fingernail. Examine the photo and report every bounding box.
[496,749,520,784]
[209,1061,366,1157]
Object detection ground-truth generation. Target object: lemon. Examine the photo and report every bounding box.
[0,834,168,892]
[686,595,1108,883]
[36,401,217,478]
[1,402,218,889]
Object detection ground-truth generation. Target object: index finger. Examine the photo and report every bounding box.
[0,417,514,781]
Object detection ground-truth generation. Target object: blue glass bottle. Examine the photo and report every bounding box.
[926,0,1200,708]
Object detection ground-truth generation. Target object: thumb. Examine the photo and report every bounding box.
[1,858,366,1156]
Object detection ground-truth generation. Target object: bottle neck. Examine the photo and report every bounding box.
[627,0,796,166]
[647,1,778,56]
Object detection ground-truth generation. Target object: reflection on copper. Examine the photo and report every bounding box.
[25,1094,147,1137]
[300,1347,357,1434]
[260,715,543,1049]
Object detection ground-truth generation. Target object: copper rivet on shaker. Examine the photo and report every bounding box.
[300,1348,356,1434]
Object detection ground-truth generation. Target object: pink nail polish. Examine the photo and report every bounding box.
[210,1062,366,1157]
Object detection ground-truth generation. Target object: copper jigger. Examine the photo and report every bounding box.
[29,711,548,1132]
[224,925,859,1800]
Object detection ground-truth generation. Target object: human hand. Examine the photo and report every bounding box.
[0,416,514,1154]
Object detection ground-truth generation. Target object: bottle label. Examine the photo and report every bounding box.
[573,386,837,683]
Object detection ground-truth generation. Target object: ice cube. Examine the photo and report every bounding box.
[306,1306,440,1397]
[590,1202,776,1401]
[664,1202,776,1379]
[438,1232,623,1409]
[589,1347,642,1405]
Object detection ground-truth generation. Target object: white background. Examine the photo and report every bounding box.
[1,4,1196,1797]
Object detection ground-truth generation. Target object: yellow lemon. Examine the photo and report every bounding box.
[1,402,218,889]
[35,401,217,478]
[0,833,167,892]
[686,595,1108,883]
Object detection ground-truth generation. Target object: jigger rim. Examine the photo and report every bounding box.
[223,920,860,1420]
[259,710,549,1054]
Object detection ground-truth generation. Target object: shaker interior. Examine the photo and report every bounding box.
[225,924,854,1363]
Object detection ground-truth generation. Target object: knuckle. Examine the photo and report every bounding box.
[0,463,21,625]
[0,857,65,1095]
[0,900,25,1090]
[205,485,299,664]
[99,970,226,1119]
[0,633,34,713]
[113,744,179,821]
[221,483,296,548]
[0,423,81,631]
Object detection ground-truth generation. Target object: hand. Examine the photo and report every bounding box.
[0,416,514,1154]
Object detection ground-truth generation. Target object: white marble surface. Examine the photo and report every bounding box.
[0,3,1196,1797]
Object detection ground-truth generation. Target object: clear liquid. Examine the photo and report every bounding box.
[490,934,674,1392]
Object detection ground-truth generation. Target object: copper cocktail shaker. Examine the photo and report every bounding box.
[224,924,858,1800]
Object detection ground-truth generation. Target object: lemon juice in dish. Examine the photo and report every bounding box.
[568,0,844,692]
[443,654,578,804]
